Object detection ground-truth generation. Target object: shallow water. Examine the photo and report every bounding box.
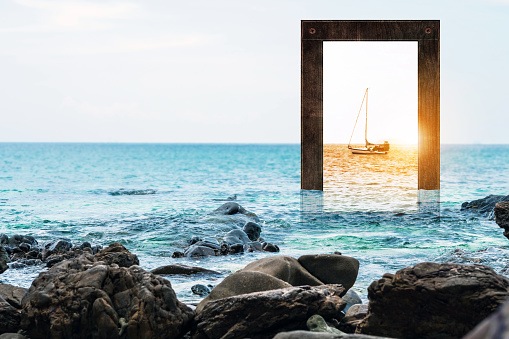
[1,143,509,303]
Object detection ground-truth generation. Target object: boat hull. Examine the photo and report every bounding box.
[350,148,388,155]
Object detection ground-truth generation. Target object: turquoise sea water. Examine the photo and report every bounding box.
[1,143,509,303]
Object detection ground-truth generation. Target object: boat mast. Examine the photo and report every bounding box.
[365,88,368,146]
[347,88,368,149]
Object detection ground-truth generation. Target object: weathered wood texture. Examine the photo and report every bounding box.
[301,40,323,191]
[301,20,440,191]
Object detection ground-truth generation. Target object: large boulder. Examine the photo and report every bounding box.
[0,283,26,335]
[196,270,292,313]
[0,245,9,274]
[192,284,346,339]
[243,256,323,286]
[463,297,509,339]
[21,253,193,339]
[357,262,509,339]
[298,254,359,291]
[223,229,251,246]
[93,242,139,267]
[461,194,509,217]
[495,201,509,240]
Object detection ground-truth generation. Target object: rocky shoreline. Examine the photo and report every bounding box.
[2,199,509,338]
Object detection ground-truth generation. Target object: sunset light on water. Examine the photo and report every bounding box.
[323,144,418,212]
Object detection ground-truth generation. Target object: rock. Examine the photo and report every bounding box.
[262,242,280,252]
[0,283,26,335]
[0,246,9,274]
[274,331,393,338]
[189,236,201,245]
[18,243,30,252]
[94,242,139,267]
[308,314,344,334]
[357,262,509,339]
[172,251,185,258]
[342,289,362,313]
[339,304,369,333]
[495,201,509,240]
[46,238,72,252]
[21,254,194,339]
[7,235,23,248]
[0,234,7,245]
[193,240,221,250]
[0,334,28,339]
[228,243,244,254]
[79,241,92,250]
[151,264,221,276]
[192,284,346,339]
[244,241,263,252]
[461,194,509,217]
[243,256,324,286]
[298,254,359,292]
[191,284,211,297]
[223,229,250,246]
[196,271,292,313]
[243,221,262,241]
[213,202,259,222]
[185,245,217,257]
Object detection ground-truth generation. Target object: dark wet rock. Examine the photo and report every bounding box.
[21,254,193,339]
[213,202,259,222]
[461,194,509,217]
[223,229,250,246]
[243,221,262,241]
[274,331,392,338]
[244,241,263,252]
[298,254,359,292]
[185,245,217,258]
[151,264,221,276]
[20,236,37,247]
[79,241,92,249]
[108,188,156,196]
[91,244,102,254]
[0,283,26,335]
[495,201,509,240]
[339,304,369,333]
[0,246,9,274]
[243,256,323,286]
[196,271,292,313]
[191,284,211,297]
[194,240,221,250]
[189,236,201,245]
[228,243,244,254]
[0,234,7,245]
[262,242,280,252]
[45,238,73,253]
[357,262,509,339]
[18,243,30,252]
[342,289,362,313]
[172,251,185,258]
[94,242,139,267]
[192,284,346,339]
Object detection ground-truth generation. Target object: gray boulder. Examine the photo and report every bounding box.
[223,229,250,246]
[196,270,292,313]
[0,283,26,335]
[357,262,509,339]
[243,221,262,241]
[185,245,217,257]
[192,284,346,339]
[243,256,323,286]
[213,202,259,222]
[342,289,362,313]
[298,254,359,291]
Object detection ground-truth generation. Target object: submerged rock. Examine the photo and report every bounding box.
[151,264,221,276]
[192,285,346,339]
[461,194,509,218]
[21,253,193,339]
[108,189,156,196]
[357,262,509,338]
[213,202,260,222]
[223,229,250,246]
[495,201,509,240]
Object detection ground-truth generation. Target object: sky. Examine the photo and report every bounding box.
[0,0,508,144]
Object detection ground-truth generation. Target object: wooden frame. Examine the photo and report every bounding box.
[301,20,440,191]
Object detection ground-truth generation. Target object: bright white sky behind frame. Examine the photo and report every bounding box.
[0,0,508,144]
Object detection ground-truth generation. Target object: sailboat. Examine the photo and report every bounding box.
[347,88,390,155]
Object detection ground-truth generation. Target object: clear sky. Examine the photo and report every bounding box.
[0,0,508,144]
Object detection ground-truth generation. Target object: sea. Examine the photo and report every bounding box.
[1,143,509,303]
